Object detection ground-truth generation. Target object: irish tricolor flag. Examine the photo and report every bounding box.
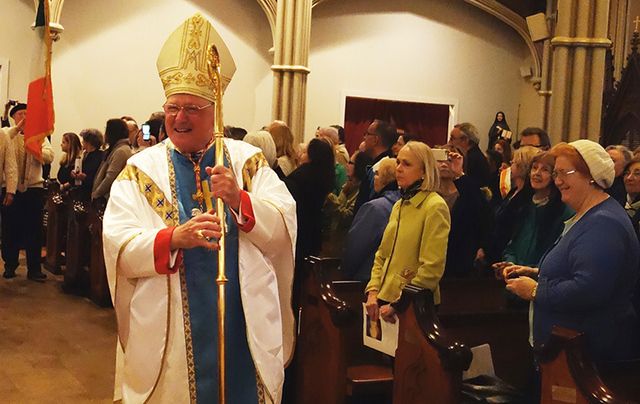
[24,0,55,162]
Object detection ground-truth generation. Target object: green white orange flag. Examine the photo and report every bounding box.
[24,0,55,162]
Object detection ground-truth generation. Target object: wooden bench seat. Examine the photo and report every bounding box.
[438,276,531,390]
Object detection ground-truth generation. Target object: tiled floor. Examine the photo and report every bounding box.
[0,260,116,403]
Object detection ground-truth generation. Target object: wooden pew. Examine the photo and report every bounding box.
[538,326,640,403]
[294,257,473,404]
[44,182,68,275]
[393,285,473,404]
[63,191,91,294]
[88,199,111,307]
[294,256,393,404]
[438,277,532,390]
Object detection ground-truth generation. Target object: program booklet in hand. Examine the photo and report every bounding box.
[362,303,399,357]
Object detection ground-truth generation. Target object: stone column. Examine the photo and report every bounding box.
[271,0,312,143]
[548,0,611,143]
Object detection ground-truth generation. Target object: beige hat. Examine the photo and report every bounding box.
[156,13,236,102]
[569,139,615,189]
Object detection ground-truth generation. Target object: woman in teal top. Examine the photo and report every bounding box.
[365,141,451,323]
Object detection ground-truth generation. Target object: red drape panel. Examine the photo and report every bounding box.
[343,96,449,155]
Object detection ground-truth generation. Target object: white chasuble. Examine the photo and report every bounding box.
[103,138,296,403]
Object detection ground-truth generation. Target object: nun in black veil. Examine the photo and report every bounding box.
[487,111,511,152]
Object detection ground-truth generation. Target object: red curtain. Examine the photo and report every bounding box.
[343,96,449,155]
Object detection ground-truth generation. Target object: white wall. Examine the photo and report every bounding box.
[0,0,37,103]
[2,0,547,174]
[305,0,542,149]
[3,0,274,173]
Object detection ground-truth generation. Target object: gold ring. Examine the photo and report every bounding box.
[197,229,205,239]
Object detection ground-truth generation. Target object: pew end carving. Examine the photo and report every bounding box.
[88,198,111,307]
[538,326,640,404]
[295,256,393,404]
[63,189,91,294]
[44,181,68,275]
[393,285,473,404]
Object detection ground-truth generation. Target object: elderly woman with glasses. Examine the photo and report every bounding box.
[365,141,451,323]
[502,140,640,363]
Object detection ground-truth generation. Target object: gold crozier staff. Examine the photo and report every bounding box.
[207,44,228,404]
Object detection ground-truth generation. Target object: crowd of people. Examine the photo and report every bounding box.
[3,89,640,402]
[3,11,638,403]
[220,115,640,373]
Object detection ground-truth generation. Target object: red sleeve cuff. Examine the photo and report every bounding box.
[154,226,183,274]
[236,190,256,233]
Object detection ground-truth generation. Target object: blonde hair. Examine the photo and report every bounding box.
[376,157,397,188]
[401,141,440,192]
[511,146,542,179]
[268,120,299,165]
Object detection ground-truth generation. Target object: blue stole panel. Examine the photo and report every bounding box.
[170,146,258,404]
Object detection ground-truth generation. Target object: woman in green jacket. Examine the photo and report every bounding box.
[365,141,451,323]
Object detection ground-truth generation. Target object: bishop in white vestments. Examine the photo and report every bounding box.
[102,13,296,404]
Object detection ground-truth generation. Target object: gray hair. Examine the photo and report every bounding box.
[244,130,277,168]
[79,128,104,149]
[454,122,480,145]
[316,126,340,147]
[605,144,633,163]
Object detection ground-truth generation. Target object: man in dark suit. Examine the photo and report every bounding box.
[353,119,397,213]
[449,122,490,187]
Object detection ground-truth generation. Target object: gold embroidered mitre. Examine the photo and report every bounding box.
[156,13,236,102]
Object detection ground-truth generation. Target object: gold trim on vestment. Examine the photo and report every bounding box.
[242,152,269,193]
[144,274,173,404]
[163,142,272,402]
[178,264,197,403]
[113,231,142,355]
[114,161,180,403]
[117,165,179,226]
[163,145,199,403]
[256,373,271,404]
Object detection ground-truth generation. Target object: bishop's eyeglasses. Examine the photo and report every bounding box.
[163,103,213,116]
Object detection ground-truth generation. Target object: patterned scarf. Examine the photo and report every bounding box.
[625,194,640,219]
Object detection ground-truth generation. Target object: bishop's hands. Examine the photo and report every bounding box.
[169,165,240,251]
[205,165,241,212]
[170,210,222,251]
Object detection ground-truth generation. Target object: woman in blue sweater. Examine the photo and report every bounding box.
[502,140,639,362]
